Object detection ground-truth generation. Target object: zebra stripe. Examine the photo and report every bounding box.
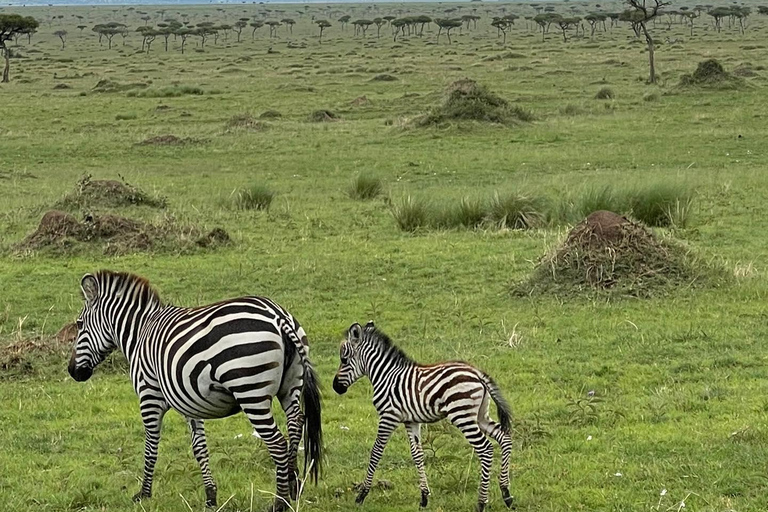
[332,321,514,512]
[68,270,322,511]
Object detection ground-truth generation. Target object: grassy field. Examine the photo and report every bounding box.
[2,2,768,511]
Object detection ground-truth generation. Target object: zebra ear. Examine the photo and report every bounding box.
[348,323,363,342]
[364,320,375,332]
[81,274,99,303]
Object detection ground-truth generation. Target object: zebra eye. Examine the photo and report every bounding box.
[341,357,348,365]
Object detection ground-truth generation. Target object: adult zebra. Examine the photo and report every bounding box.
[67,270,322,511]
[333,322,514,512]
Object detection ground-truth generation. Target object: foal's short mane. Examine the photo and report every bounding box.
[363,326,415,365]
[95,270,163,306]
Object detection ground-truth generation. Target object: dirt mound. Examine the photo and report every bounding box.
[138,134,197,146]
[516,211,722,296]
[225,113,268,132]
[16,211,229,255]
[308,109,339,122]
[417,78,534,126]
[53,83,71,90]
[92,79,148,93]
[678,59,744,89]
[259,109,282,119]
[370,74,398,82]
[351,95,370,106]
[56,175,166,210]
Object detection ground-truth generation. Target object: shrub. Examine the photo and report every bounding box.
[348,173,383,200]
[391,196,430,232]
[233,184,274,211]
[595,87,615,100]
[488,192,547,229]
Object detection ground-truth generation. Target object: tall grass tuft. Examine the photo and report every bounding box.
[432,197,487,229]
[626,183,694,227]
[488,192,546,229]
[348,173,383,200]
[391,196,430,232]
[233,184,274,211]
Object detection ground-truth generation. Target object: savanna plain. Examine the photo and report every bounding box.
[1,2,768,511]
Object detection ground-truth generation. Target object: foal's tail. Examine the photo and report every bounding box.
[481,372,513,434]
[279,319,323,484]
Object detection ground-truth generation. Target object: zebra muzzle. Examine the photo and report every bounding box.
[68,363,93,382]
[332,376,348,395]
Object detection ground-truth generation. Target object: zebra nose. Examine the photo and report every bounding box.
[68,363,93,382]
[332,376,347,395]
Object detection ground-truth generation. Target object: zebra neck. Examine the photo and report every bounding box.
[366,354,413,390]
[113,301,163,362]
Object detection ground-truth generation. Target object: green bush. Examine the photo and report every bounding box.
[488,192,547,229]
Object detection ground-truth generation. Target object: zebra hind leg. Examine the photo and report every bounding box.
[451,417,493,512]
[188,418,218,508]
[243,408,292,512]
[479,416,515,509]
[279,388,304,500]
[405,422,430,508]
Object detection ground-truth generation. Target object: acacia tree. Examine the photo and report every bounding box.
[266,20,280,38]
[585,13,606,37]
[338,15,351,31]
[625,0,668,84]
[557,16,580,41]
[175,26,191,54]
[156,23,172,50]
[234,19,247,41]
[533,13,561,41]
[373,17,385,38]
[77,24,87,32]
[54,29,67,49]
[435,18,462,44]
[391,17,407,41]
[491,17,512,43]
[1,15,39,83]
[707,6,729,32]
[315,19,331,43]
[281,18,295,34]
[414,15,432,36]
[250,20,264,38]
[353,19,373,37]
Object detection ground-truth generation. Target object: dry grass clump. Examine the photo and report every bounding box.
[56,174,167,210]
[15,210,229,255]
[516,211,727,297]
[308,109,339,122]
[678,59,745,89]
[416,78,534,126]
[225,113,269,132]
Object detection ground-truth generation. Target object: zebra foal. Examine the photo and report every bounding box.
[67,270,322,511]
[332,322,515,511]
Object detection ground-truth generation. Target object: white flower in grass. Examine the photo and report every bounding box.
[660,489,667,496]
[586,435,592,441]
[340,425,350,431]
[613,472,622,477]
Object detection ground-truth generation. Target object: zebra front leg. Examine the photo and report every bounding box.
[357,416,398,505]
[133,402,168,503]
[405,422,430,508]
[188,418,217,508]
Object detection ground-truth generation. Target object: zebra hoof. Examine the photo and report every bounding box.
[420,490,429,508]
[355,488,369,505]
[501,487,515,509]
[475,502,486,512]
[205,486,217,508]
[132,491,151,503]
[266,499,289,512]
[288,475,298,501]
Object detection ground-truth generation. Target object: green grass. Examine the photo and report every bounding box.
[348,173,383,200]
[232,184,275,211]
[2,2,768,511]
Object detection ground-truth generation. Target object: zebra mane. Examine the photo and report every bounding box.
[94,270,163,306]
[362,326,415,366]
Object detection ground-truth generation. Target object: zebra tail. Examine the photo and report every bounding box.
[301,362,323,484]
[483,373,512,434]
[279,319,323,484]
